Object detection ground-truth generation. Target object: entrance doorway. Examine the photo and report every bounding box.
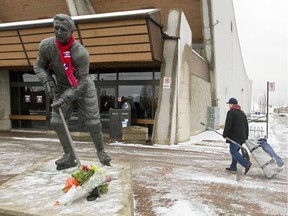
[9,68,160,135]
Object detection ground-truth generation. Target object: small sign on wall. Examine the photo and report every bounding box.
[163,77,171,89]
[36,95,43,103]
[24,95,30,103]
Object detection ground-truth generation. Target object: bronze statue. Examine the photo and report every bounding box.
[34,14,111,170]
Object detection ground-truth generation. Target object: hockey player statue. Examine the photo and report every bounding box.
[34,14,111,170]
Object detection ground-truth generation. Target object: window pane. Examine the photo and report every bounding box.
[119,85,156,119]
[100,87,116,114]
[23,73,40,82]
[154,71,160,80]
[119,72,152,80]
[99,73,117,80]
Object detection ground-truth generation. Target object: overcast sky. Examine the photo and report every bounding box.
[233,0,288,107]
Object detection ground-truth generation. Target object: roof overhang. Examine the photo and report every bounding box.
[0,9,163,69]
[0,9,162,30]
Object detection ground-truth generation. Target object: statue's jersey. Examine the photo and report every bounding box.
[34,36,95,104]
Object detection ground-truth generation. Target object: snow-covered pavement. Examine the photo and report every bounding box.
[0,114,287,215]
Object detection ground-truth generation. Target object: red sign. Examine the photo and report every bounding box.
[268,82,275,92]
[163,77,171,89]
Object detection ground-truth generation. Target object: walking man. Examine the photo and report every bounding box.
[223,98,252,174]
[34,14,111,170]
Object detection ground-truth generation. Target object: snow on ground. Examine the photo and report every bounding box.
[0,114,287,215]
[109,115,287,216]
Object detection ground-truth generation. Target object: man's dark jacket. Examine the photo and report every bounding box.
[223,104,249,144]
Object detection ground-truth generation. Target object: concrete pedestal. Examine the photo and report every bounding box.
[0,158,133,216]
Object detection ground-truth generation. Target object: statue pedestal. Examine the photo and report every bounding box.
[0,158,133,216]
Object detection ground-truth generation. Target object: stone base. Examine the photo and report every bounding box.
[0,158,133,216]
[123,126,148,144]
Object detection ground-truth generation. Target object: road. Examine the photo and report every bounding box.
[268,114,288,157]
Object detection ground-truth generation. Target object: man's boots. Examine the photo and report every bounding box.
[53,125,78,170]
[97,149,111,166]
[51,108,80,171]
[88,124,111,166]
[55,151,77,170]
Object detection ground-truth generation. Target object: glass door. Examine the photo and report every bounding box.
[98,86,117,132]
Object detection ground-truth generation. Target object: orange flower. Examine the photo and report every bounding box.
[63,177,79,193]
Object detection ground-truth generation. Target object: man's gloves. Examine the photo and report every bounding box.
[43,80,58,99]
[51,97,71,113]
[44,79,71,113]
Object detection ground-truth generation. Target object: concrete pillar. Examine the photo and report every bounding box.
[0,70,11,130]
[153,9,212,145]
[152,11,179,145]
[153,10,192,145]
[66,0,96,16]
[201,0,217,106]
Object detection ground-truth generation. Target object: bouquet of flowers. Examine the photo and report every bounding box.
[54,164,111,206]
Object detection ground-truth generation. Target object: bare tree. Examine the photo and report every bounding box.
[259,92,267,113]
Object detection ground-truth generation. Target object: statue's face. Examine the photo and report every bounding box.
[53,20,72,45]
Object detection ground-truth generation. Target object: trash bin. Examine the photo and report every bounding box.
[109,109,131,140]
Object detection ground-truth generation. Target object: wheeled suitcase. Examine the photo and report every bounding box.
[245,139,284,178]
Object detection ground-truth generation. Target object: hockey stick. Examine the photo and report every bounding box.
[200,122,250,161]
[51,86,81,166]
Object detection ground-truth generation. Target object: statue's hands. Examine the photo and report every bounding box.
[51,98,71,113]
[51,98,65,109]
[44,80,58,99]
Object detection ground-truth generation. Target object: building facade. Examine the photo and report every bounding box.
[0,0,251,145]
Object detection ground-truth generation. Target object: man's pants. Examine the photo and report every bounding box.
[229,142,250,171]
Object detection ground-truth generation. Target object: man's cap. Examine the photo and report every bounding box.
[226,98,238,104]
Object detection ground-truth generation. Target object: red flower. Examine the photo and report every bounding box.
[82,165,89,171]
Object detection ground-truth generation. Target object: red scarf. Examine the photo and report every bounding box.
[231,104,241,110]
[55,36,78,86]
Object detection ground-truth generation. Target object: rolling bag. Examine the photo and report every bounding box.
[245,139,284,178]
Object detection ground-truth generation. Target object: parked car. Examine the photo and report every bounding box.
[278,112,287,117]
[248,113,267,122]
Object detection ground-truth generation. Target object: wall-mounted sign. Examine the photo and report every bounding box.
[163,77,171,89]
[24,95,30,103]
[36,95,43,103]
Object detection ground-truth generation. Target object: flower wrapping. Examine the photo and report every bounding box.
[54,166,112,206]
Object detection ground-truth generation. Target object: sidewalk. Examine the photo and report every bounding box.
[0,130,287,215]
